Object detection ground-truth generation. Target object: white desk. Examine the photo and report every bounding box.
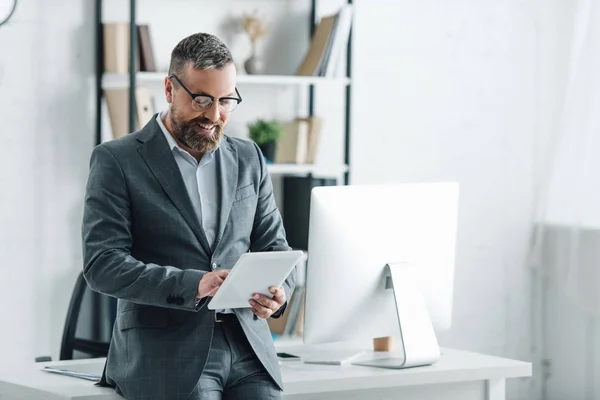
[0,347,530,400]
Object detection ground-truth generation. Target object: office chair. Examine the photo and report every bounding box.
[59,271,111,360]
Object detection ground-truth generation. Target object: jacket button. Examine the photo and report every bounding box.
[211,262,217,270]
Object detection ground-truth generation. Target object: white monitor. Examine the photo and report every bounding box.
[303,182,459,368]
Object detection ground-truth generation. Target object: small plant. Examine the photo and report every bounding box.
[248,119,282,144]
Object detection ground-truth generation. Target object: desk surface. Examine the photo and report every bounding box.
[0,347,531,399]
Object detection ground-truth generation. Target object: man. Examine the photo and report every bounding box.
[82,32,295,400]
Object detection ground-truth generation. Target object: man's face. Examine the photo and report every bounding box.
[165,62,237,153]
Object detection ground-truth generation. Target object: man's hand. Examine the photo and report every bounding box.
[197,270,230,299]
[249,286,286,319]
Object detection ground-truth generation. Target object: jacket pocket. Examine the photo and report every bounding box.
[233,183,256,203]
[119,307,170,331]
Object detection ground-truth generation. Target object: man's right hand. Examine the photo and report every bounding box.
[197,270,230,299]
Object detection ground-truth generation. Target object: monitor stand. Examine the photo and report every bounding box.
[351,262,441,369]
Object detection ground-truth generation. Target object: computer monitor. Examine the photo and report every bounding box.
[302,182,459,368]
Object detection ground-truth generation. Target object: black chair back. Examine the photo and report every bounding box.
[59,271,112,360]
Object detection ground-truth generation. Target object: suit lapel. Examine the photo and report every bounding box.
[136,118,212,255]
[214,138,238,252]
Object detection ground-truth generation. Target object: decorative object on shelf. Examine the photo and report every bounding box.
[248,119,282,163]
[241,10,267,74]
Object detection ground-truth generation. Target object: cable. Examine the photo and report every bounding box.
[0,0,17,28]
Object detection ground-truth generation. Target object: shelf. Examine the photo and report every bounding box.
[102,72,351,90]
[266,163,348,176]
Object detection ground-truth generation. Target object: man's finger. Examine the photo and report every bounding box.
[249,298,273,313]
[250,303,272,319]
[251,294,278,311]
[214,269,230,279]
[269,286,285,303]
[211,276,224,287]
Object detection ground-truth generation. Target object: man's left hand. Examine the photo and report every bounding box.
[249,286,286,319]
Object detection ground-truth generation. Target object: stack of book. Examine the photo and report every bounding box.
[296,4,353,77]
[274,116,322,164]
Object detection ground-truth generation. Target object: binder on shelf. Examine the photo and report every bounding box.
[104,89,129,139]
[104,87,155,140]
[103,22,143,73]
[135,87,155,127]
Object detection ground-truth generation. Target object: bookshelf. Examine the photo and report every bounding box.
[94,0,353,340]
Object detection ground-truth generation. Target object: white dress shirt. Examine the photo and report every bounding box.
[156,112,231,314]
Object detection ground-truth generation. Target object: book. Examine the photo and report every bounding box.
[275,119,309,164]
[138,24,156,72]
[296,14,338,76]
[103,22,140,73]
[103,23,130,73]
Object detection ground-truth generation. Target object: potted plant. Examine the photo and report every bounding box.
[248,119,282,163]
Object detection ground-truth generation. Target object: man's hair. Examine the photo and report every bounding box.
[168,33,233,76]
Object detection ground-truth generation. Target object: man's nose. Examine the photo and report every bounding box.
[203,101,220,123]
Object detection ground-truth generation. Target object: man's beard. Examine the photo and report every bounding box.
[169,111,224,153]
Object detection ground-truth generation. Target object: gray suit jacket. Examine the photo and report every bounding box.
[82,116,295,399]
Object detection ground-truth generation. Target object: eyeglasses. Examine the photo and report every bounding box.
[169,74,242,113]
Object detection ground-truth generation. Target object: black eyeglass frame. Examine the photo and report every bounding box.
[169,74,242,112]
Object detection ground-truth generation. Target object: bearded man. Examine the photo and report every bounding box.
[82,32,295,400]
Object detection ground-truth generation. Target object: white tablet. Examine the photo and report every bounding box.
[207,250,304,310]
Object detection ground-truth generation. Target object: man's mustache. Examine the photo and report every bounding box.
[187,117,224,128]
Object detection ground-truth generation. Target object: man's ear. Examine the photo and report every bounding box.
[165,77,173,104]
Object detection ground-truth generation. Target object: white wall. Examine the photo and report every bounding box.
[351,1,538,398]
[0,0,95,363]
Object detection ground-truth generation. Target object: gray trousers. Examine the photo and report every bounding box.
[189,318,282,400]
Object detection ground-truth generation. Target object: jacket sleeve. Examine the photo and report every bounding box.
[82,145,206,311]
[249,142,297,318]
